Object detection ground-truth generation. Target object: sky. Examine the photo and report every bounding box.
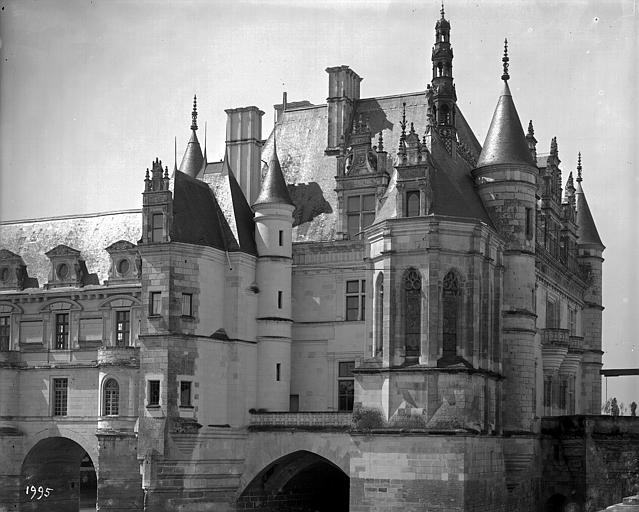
[0,0,637,405]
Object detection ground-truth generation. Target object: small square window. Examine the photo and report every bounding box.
[278,230,284,246]
[0,316,10,351]
[276,363,281,381]
[148,380,160,406]
[150,292,161,316]
[181,293,193,317]
[337,361,355,412]
[277,291,283,309]
[345,280,365,321]
[180,381,192,407]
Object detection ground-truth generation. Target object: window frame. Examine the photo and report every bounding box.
[103,378,120,416]
[55,312,70,350]
[52,377,68,416]
[147,380,160,407]
[0,315,10,351]
[151,213,163,242]
[149,292,161,317]
[115,309,131,347]
[346,193,376,239]
[405,190,420,217]
[337,361,355,412]
[179,380,193,408]
[181,293,193,317]
[345,279,366,322]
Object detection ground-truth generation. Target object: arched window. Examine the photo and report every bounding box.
[405,190,420,217]
[442,271,460,360]
[374,273,384,357]
[103,378,119,416]
[437,62,443,77]
[404,269,421,358]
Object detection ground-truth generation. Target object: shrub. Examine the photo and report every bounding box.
[352,405,385,430]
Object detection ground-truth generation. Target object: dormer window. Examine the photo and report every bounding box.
[346,193,375,239]
[57,263,69,280]
[105,241,139,285]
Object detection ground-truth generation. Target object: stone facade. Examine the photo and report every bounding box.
[0,6,622,512]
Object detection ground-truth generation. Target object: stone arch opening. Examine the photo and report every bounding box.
[21,437,96,512]
[544,493,568,512]
[238,450,349,512]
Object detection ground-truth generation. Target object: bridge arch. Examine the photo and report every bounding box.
[21,436,97,512]
[238,450,349,512]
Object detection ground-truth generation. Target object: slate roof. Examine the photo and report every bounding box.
[179,131,204,178]
[476,81,535,169]
[254,138,294,207]
[171,170,241,252]
[575,180,604,248]
[262,91,491,242]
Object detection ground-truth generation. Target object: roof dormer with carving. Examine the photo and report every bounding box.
[44,244,99,289]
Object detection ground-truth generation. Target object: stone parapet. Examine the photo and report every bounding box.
[97,346,140,367]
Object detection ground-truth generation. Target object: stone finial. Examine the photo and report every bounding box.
[576,152,583,182]
[191,95,198,131]
[501,38,510,81]
[377,131,384,152]
[527,120,534,137]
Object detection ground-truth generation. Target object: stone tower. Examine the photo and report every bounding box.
[472,41,538,433]
[574,158,605,414]
[253,138,295,411]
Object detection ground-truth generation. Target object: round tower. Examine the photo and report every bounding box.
[253,137,295,411]
[472,41,538,433]
[574,159,605,414]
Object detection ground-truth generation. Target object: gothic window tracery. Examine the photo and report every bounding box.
[442,271,460,360]
[404,269,421,358]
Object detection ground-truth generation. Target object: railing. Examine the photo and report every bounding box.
[568,335,584,352]
[540,328,570,347]
[249,411,352,429]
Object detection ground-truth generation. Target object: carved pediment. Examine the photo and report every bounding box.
[105,240,137,253]
[0,249,23,263]
[45,244,81,258]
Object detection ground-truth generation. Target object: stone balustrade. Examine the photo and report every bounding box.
[249,411,352,430]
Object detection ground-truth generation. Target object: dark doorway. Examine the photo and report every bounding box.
[545,493,568,512]
[238,450,349,512]
[21,437,97,512]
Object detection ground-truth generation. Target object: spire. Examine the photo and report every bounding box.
[201,121,208,174]
[253,136,294,207]
[398,102,407,154]
[174,136,178,173]
[377,131,384,153]
[501,38,510,81]
[574,156,604,247]
[526,120,537,161]
[179,95,204,178]
[441,1,445,18]
[476,48,534,169]
[550,136,558,157]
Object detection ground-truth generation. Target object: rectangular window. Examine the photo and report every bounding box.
[55,313,69,350]
[568,308,577,336]
[151,213,163,242]
[179,381,192,407]
[150,292,161,316]
[345,280,365,321]
[53,378,68,416]
[346,193,375,239]
[181,293,193,317]
[278,230,284,246]
[546,299,559,329]
[525,208,533,240]
[0,316,9,351]
[148,380,160,406]
[289,394,299,412]
[115,310,130,346]
[277,291,283,309]
[559,378,568,410]
[543,377,552,414]
[338,361,355,412]
[276,363,281,382]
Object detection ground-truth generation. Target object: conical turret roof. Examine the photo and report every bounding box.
[179,96,204,178]
[476,81,535,169]
[575,176,604,248]
[253,137,294,207]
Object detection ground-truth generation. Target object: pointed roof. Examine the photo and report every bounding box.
[253,137,294,207]
[574,161,604,248]
[179,96,204,178]
[476,41,535,169]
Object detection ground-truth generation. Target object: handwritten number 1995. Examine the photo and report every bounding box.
[25,485,52,500]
